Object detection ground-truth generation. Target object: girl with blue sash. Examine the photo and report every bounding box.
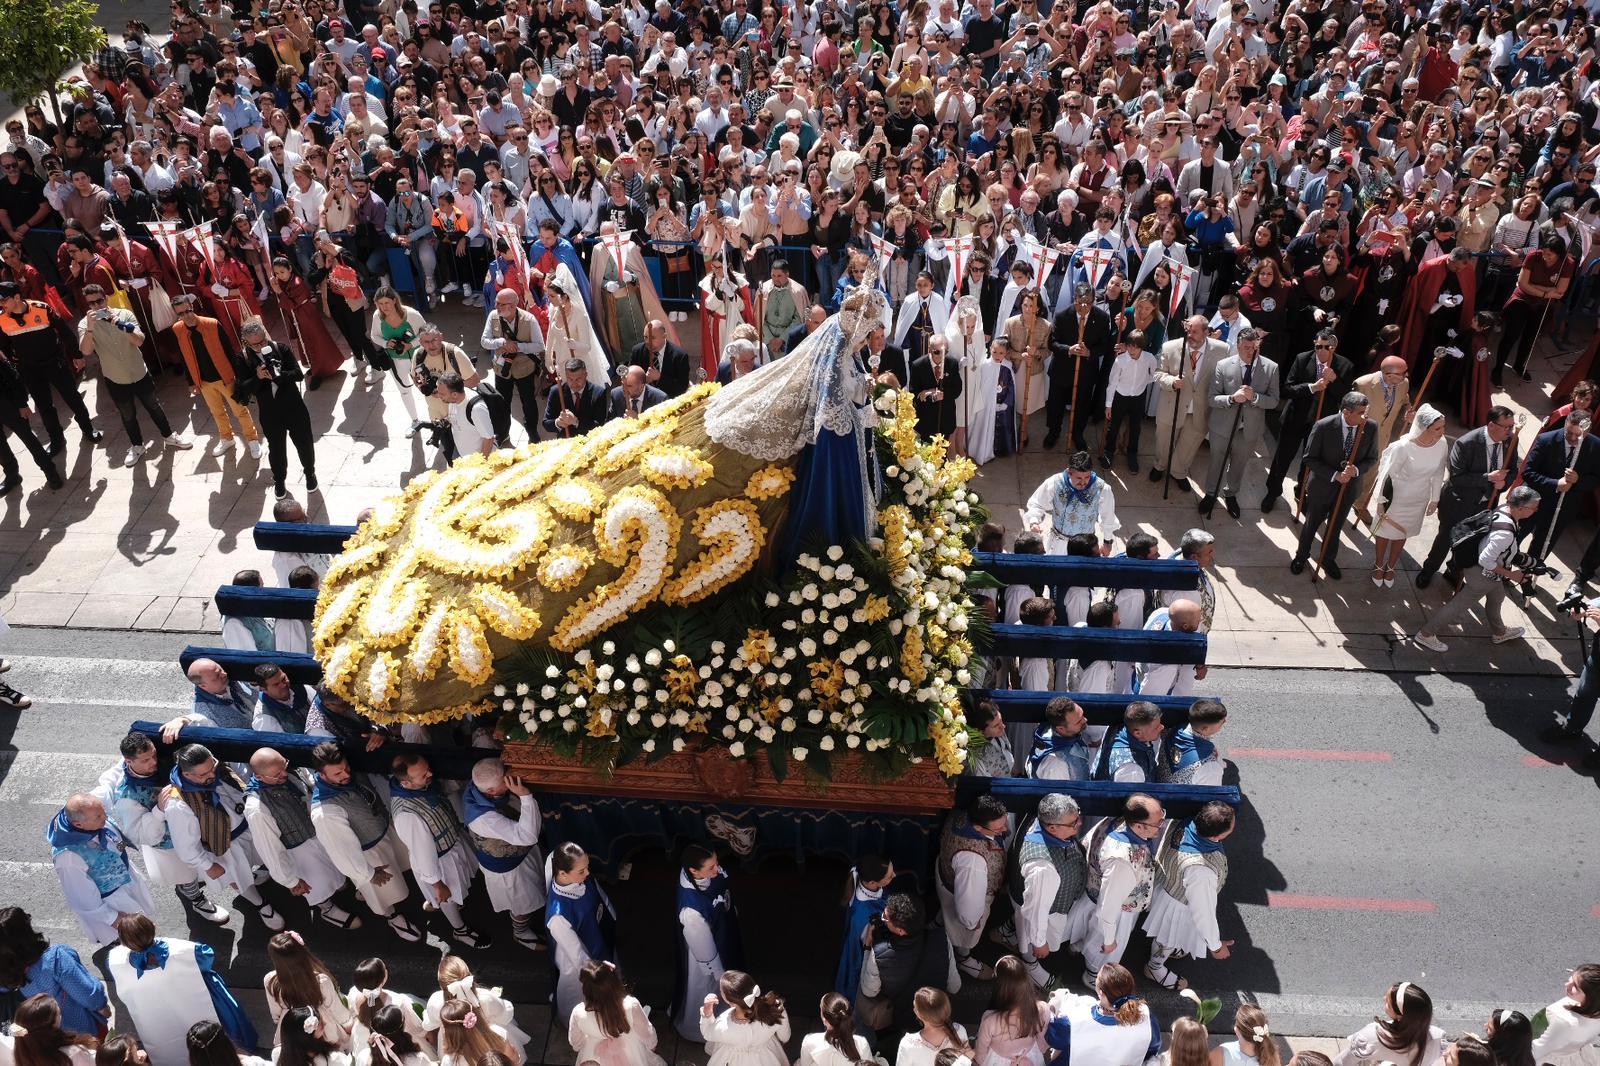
[832,855,894,1004]
[546,842,617,1028]
[673,843,745,1042]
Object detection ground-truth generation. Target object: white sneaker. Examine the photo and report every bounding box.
[256,903,286,931]
[164,434,194,450]
[1413,632,1449,653]
[124,444,146,465]
[210,440,233,458]
[247,439,263,459]
[441,282,459,294]
[1491,626,1527,645]
[365,366,382,384]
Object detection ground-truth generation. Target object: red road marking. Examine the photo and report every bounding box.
[1228,747,1393,762]
[1268,893,1436,913]
[1592,906,1600,918]
[1523,755,1581,767]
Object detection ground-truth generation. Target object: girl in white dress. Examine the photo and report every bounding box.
[265,934,354,1051]
[1206,1005,1279,1066]
[894,988,969,1066]
[1370,405,1448,589]
[436,1000,519,1066]
[698,971,789,1066]
[566,960,665,1066]
[348,959,430,1053]
[424,958,529,1063]
[796,993,877,1066]
[188,1020,274,1066]
[1530,964,1600,1063]
[973,957,1048,1066]
[1332,982,1446,1066]
[12,994,98,1066]
[353,1006,437,1066]
[1481,1009,1533,1066]
[273,1006,354,1066]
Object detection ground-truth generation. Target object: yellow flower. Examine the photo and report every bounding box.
[683,712,709,734]
[640,445,715,491]
[471,585,542,640]
[586,708,617,738]
[744,464,795,500]
[901,627,928,686]
[663,655,699,703]
[545,477,605,522]
[861,595,891,623]
[446,608,494,686]
[535,544,595,593]
[740,628,776,667]
[662,499,766,605]
[808,658,847,705]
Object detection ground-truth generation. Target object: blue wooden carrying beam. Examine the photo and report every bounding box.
[988,624,1207,664]
[978,689,1203,727]
[215,585,318,620]
[973,552,1201,591]
[253,521,357,555]
[182,646,323,685]
[956,776,1239,818]
[132,720,491,782]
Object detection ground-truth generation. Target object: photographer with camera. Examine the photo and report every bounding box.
[239,320,317,501]
[479,287,546,437]
[1541,594,1600,766]
[434,372,498,463]
[1413,485,1539,653]
[77,284,193,467]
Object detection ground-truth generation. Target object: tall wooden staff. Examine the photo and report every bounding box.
[1018,333,1032,451]
[1488,413,1529,510]
[1294,369,1334,523]
[1313,417,1367,581]
[1409,345,1452,414]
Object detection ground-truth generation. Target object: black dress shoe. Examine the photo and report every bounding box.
[0,477,18,495]
[43,439,62,458]
[1148,467,1164,483]
[1260,493,1279,514]
[44,470,63,490]
[1541,724,1581,745]
[1224,496,1241,518]
[84,428,103,444]
[1098,454,1112,469]
[307,375,323,391]
[1415,570,1434,590]
[1198,494,1216,516]
[1289,557,1306,575]
[1324,560,1343,580]
[1042,431,1060,449]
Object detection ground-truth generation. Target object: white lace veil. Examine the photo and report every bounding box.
[546,264,610,383]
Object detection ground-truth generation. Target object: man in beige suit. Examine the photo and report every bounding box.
[1153,315,1229,492]
[1352,355,1411,519]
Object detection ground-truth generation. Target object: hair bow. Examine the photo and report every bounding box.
[463,1011,479,1030]
[1252,1025,1270,1040]
[447,977,482,1007]
[1111,993,1138,1009]
[303,1011,320,1037]
[287,929,305,946]
[742,984,761,1008]
[371,1034,400,1066]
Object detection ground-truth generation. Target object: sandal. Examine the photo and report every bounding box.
[1143,964,1188,991]
[1372,567,1386,587]
[957,956,995,981]
[1383,567,1396,589]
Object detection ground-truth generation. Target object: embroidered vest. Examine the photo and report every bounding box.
[1051,475,1105,540]
[1008,825,1087,914]
[170,773,246,857]
[547,882,611,960]
[936,815,1006,900]
[1155,844,1228,906]
[259,686,311,733]
[54,834,133,897]
[1083,820,1155,912]
[391,788,464,856]
[318,780,391,850]
[462,786,534,874]
[254,776,315,849]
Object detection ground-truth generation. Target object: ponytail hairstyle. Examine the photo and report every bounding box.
[275,1007,339,1066]
[987,956,1044,1038]
[1168,1018,1209,1066]
[819,992,865,1065]
[266,932,337,1011]
[1234,1004,1280,1066]
[94,1034,141,1066]
[1096,964,1145,1026]
[367,1004,423,1066]
[912,988,961,1050]
[681,842,717,879]
[578,960,631,1039]
[437,955,474,997]
[1485,1009,1534,1066]
[186,1021,246,1066]
[1377,982,1435,1066]
[719,970,785,1026]
[353,957,392,1027]
[14,994,98,1066]
[438,1000,513,1062]
[1571,964,1600,1018]
[552,842,588,883]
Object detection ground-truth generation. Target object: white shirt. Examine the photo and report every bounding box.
[1106,350,1157,399]
[447,391,496,458]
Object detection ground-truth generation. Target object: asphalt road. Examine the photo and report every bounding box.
[0,625,1595,1048]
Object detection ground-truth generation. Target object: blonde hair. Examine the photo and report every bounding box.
[1235,1004,1281,1066]
[1168,1018,1210,1066]
[438,1000,512,1061]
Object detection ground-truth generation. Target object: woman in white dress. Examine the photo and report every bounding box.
[348,959,430,1053]
[273,1007,354,1066]
[542,267,611,386]
[424,959,528,1064]
[945,296,998,464]
[265,934,354,1051]
[567,960,664,1066]
[1332,982,1447,1066]
[1370,405,1449,589]
[973,957,1048,1066]
[435,1001,518,1066]
[352,1006,436,1066]
[698,971,789,1066]
[11,994,98,1066]
[895,989,969,1066]
[1529,964,1600,1063]
[796,993,876,1066]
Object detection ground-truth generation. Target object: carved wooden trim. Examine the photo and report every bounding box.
[504,739,956,815]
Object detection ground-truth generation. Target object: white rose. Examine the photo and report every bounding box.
[827,545,844,561]
[672,737,686,752]
[792,746,809,761]
[819,565,835,581]
[539,709,554,721]
[765,592,781,607]
[545,665,560,678]
[822,630,838,646]
[729,741,746,758]
[602,641,616,655]
[563,719,577,732]
[644,649,663,667]
[651,713,668,728]
[626,710,641,725]
[515,682,529,696]
[846,734,861,749]
[781,717,797,732]
[738,719,753,733]
[493,685,507,697]
[820,735,836,751]
[722,724,736,738]
[808,708,825,725]
[699,666,713,679]
[643,738,657,753]
[956,669,971,685]
[663,639,676,653]
[800,637,817,657]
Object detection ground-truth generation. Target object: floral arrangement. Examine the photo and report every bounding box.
[494,388,989,779]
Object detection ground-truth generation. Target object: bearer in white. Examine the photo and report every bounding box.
[1142,800,1235,991]
[94,730,230,924]
[46,792,158,946]
[462,757,546,951]
[308,741,424,942]
[1135,598,1208,698]
[243,747,362,930]
[162,743,283,931]
[934,793,1011,982]
[1153,699,1227,787]
[1006,794,1087,987]
[390,752,491,948]
[1067,794,1163,988]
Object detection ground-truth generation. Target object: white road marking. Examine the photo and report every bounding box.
[0,752,115,805]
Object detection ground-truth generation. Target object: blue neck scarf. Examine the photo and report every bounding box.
[45,808,122,853]
[462,782,514,826]
[955,818,1008,851]
[127,940,171,978]
[1058,470,1098,506]
[1023,823,1074,850]
[312,775,356,804]
[389,777,439,801]
[1167,727,1215,772]
[1179,823,1225,855]
[1109,823,1156,855]
[122,764,164,788]
[1111,727,1157,778]
[170,764,223,805]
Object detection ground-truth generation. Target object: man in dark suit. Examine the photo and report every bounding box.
[862,326,908,391]
[609,364,667,419]
[786,304,826,355]
[1520,411,1600,565]
[627,319,692,397]
[1044,284,1114,451]
[1262,327,1356,513]
[542,357,610,438]
[1290,392,1379,579]
[716,339,760,384]
[1417,405,1521,588]
[908,335,963,441]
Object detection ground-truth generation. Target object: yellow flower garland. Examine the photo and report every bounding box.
[744,464,795,500]
[662,499,766,606]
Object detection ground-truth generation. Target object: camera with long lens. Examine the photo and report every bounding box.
[1556,585,1591,613]
[1507,550,1558,581]
[420,418,451,448]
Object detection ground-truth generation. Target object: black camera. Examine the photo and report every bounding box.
[1556,585,1590,613]
[1508,551,1558,581]
[415,362,438,396]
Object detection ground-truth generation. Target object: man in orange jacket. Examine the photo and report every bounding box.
[170,293,262,459]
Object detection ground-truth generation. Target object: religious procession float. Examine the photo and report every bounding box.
[307,287,989,851]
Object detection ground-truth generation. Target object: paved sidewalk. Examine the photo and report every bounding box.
[0,305,1592,681]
